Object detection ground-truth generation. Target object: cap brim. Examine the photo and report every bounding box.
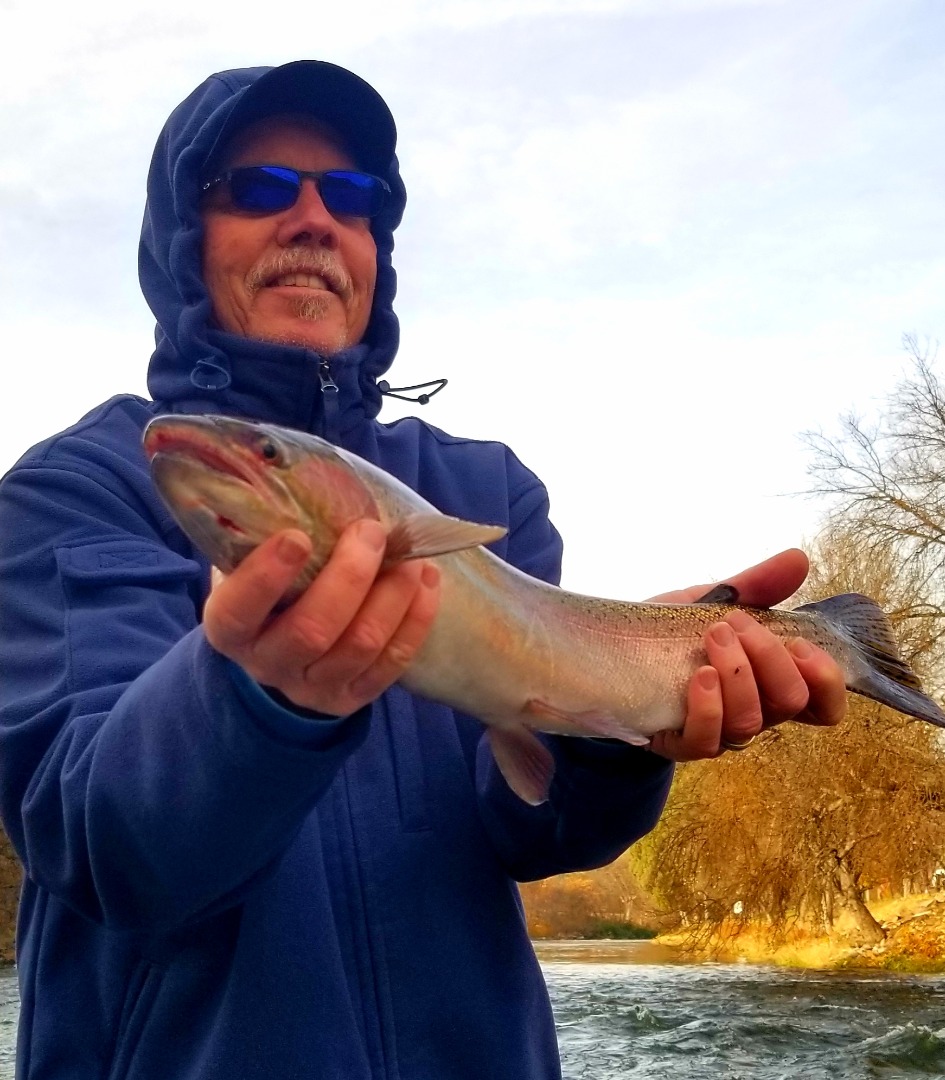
[204,60,396,178]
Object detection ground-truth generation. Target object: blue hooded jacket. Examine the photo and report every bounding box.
[0,64,673,1080]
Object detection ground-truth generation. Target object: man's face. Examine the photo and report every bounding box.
[201,116,378,354]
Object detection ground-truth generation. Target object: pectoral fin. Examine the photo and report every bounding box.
[487,727,556,806]
[384,513,507,564]
[524,699,651,747]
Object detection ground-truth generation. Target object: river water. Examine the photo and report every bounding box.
[0,944,943,1078]
[537,941,945,1079]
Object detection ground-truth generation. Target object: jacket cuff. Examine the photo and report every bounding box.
[553,736,674,779]
[225,659,364,749]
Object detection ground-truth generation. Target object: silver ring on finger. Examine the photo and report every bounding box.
[721,736,756,752]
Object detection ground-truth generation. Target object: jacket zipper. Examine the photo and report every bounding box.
[318,357,340,442]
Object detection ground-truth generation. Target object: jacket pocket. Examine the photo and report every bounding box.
[56,538,203,690]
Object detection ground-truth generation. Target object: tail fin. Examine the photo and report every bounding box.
[795,594,945,728]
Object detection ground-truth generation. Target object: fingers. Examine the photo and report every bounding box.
[652,610,848,761]
[248,519,389,675]
[718,548,809,609]
[646,548,810,608]
[203,519,442,716]
[723,611,847,728]
[345,563,441,704]
[702,620,766,747]
[649,668,723,761]
[204,529,314,654]
[783,638,848,727]
[262,559,439,714]
[723,610,810,730]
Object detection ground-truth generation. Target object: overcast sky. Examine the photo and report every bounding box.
[1,0,942,599]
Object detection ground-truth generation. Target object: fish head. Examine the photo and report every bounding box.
[143,415,379,592]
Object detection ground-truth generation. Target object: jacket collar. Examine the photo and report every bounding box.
[157,330,373,440]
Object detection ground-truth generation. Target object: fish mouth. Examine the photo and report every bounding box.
[143,417,294,548]
[144,418,259,491]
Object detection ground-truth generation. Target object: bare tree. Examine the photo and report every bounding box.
[534,341,945,949]
[805,333,945,626]
[640,386,945,948]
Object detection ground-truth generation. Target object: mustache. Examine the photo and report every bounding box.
[245,248,354,303]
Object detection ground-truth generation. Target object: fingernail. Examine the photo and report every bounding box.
[697,668,719,691]
[277,532,309,564]
[358,519,386,551]
[710,624,736,647]
[421,563,440,589]
[789,638,814,660]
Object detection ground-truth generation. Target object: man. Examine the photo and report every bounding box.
[0,61,845,1079]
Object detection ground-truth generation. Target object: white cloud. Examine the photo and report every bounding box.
[1,0,942,600]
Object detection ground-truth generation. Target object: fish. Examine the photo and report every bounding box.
[143,414,945,805]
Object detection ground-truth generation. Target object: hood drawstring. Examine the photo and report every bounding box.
[378,378,447,406]
[190,357,232,391]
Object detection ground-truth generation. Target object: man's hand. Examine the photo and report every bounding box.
[647,548,847,762]
[203,520,441,716]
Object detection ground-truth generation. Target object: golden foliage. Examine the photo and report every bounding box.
[520,854,662,939]
[640,345,945,949]
[0,825,19,963]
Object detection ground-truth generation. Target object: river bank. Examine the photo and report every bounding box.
[654,893,945,973]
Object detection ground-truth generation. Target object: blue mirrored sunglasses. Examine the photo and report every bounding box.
[201,166,391,218]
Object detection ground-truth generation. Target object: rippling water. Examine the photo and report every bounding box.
[1,947,944,1078]
[0,969,17,1080]
[537,941,945,1079]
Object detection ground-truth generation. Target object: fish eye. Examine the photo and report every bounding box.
[258,439,281,463]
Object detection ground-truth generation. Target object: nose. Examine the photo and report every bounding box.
[274,177,340,250]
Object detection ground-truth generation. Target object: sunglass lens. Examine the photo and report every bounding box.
[319,172,386,217]
[230,167,300,212]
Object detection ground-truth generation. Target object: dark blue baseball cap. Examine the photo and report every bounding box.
[204,60,397,177]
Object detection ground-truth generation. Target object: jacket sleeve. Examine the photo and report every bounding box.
[473,451,674,881]
[0,451,369,933]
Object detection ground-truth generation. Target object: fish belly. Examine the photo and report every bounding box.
[401,564,700,744]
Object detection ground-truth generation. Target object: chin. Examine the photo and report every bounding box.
[252,321,350,355]
[270,328,347,354]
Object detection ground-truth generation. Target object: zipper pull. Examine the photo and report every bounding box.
[318,357,340,441]
[318,358,339,394]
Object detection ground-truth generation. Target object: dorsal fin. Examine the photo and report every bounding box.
[695,583,740,605]
[384,513,506,564]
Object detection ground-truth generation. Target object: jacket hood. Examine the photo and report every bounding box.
[139,64,406,429]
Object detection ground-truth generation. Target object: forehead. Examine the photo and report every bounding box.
[219,115,359,171]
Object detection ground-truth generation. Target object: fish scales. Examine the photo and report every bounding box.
[143,414,945,805]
